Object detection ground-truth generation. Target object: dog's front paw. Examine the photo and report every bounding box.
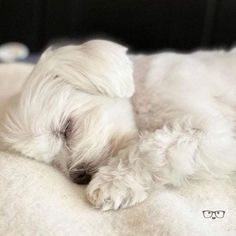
[87,172,148,211]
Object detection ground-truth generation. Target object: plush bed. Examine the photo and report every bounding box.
[0,63,236,236]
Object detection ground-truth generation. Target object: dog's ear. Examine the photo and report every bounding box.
[77,40,134,97]
[35,40,134,98]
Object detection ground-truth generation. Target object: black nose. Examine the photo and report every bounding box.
[70,169,92,185]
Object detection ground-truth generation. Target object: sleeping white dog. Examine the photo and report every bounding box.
[1,40,236,211]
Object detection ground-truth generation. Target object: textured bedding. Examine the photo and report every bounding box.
[0,63,236,236]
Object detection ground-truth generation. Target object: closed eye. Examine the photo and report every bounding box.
[61,119,73,140]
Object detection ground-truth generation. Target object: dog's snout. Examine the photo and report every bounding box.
[70,167,92,185]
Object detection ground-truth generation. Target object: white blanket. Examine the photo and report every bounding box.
[0,64,236,236]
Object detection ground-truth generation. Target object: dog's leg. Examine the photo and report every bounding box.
[87,116,236,210]
[87,141,152,211]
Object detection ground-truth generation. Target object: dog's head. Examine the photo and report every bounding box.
[1,40,137,184]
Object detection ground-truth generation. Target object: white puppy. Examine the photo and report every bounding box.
[1,40,236,211]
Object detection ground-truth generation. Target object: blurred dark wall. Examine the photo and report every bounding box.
[0,0,235,53]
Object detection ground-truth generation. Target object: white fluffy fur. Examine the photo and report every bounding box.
[1,40,136,169]
[1,40,236,212]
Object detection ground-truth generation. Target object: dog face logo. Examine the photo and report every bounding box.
[202,210,225,219]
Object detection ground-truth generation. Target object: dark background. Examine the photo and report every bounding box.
[0,0,235,53]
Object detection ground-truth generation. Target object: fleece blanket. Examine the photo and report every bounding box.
[0,63,236,236]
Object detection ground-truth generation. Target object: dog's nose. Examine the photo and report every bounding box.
[70,169,92,185]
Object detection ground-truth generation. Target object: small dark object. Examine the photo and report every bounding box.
[70,169,92,185]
